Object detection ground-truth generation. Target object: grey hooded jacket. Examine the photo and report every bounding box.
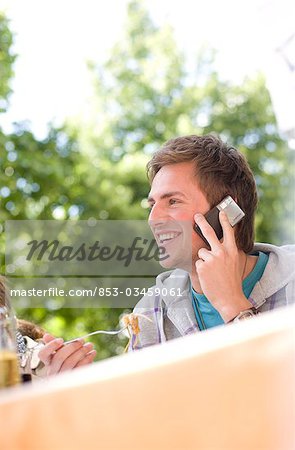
[129,243,295,350]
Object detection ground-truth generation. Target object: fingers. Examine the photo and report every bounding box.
[219,210,236,249]
[57,342,95,373]
[75,350,97,368]
[195,258,205,272]
[197,247,212,261]
[194,213,220,251]
[45,339,85,375]
[194,211,237,252]
[39,332,97,376]
[38,337,64,365]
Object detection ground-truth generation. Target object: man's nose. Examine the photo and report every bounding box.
[148,203,167,227]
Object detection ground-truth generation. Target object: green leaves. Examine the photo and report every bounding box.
[0,2,294,359]
[0,13,16,111]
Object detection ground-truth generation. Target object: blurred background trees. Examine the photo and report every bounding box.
[0,1,294,359]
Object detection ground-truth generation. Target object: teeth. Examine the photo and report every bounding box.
[158,232,178,243]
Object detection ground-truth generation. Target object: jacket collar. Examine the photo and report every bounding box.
[157,269,199,335]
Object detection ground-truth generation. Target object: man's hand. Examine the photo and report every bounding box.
[38,333,97,377]
[194,210,252,322]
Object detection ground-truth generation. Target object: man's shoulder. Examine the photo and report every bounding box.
[254,242,295,256]
[254,242,295,274]
[134,268,190,310]
[253,242,295,302]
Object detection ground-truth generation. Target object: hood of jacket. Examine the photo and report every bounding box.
[154,242,295,306]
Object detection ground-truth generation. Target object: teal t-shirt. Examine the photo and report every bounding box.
[192,252,269,330]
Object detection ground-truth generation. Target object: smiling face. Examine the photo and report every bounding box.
[148,161,210,271]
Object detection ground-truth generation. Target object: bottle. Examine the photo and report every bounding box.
[0,306,21,389]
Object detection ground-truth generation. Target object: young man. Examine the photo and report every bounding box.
[130,134,295,349]
[7,135,293,364]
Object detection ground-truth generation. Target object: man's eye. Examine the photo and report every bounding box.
[169,198,178,205]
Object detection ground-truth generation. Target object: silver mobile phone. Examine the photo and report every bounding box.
[194,195,245,246]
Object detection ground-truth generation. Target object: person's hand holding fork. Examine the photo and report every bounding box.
[38,333,96,376]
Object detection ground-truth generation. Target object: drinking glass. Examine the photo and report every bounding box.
[0,306,20,389]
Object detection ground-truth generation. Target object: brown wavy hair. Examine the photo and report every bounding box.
[0,276,45,340]
[147,134,258,253]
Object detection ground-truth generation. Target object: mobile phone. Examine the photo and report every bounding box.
[194,195,245,246]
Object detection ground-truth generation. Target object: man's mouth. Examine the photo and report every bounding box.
[156,231,181,244]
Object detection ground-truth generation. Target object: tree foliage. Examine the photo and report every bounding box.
[0,12,16,112]
[75,1,294,244]
[0,1,294,359]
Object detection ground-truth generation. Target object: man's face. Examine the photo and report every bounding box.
[148,161,210,270]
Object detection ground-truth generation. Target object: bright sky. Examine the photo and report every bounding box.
[0,0,294,139]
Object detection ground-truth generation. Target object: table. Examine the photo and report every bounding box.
[0,306,294,450]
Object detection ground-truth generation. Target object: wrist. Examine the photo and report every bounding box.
[218,296,253,323]
[227,307,258,323]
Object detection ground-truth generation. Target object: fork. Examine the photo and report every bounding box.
[64,327,128,344]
